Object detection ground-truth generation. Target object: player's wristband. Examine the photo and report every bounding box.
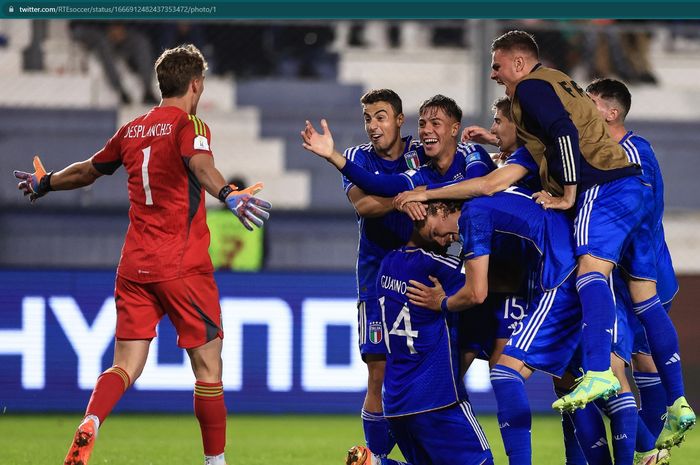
[36,171,53,195]
[440,295,449,312]
[218,184,235,202]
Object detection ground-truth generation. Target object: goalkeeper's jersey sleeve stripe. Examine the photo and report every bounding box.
[188,114,207,137]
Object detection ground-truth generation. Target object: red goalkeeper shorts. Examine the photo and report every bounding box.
[114,273,223,349]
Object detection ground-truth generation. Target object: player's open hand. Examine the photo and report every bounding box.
[300,119,335,159]
[406,276,445,311]
[400,201,427,221]
[533,190,573,211]
[14,155,50,203]
[461,125,498,146]
[225,189,272,231]
[394,190,428,211]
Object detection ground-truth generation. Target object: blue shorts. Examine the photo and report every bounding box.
[358,299,388,359]
[459,294,527,360]
[574,176,657,282]
[655,240,679,305]
[388,401,493,465]
[611,271,633,365]
[503,275,582,378]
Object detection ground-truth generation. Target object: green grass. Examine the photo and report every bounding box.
[1,413,698,464]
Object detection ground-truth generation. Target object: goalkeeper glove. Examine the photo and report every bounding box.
[13,155,52,203]
[219,182,272,231]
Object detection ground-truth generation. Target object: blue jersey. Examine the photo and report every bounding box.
[342,136,427,300]
[620,131,678,302]
[404,143,497,189]
[620,132,664,229]
[504,146,543,193]
[459,187,577,291]
[340,143,495,198]
[377,247,466,417]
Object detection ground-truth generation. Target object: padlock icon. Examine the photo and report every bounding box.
[9,6,14,13]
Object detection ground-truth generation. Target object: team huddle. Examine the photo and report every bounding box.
[302,30,695,465]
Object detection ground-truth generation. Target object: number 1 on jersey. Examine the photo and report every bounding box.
[141,146,153,205]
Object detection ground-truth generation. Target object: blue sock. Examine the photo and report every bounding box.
[633,296,685,404]
[490,365,531,465]
[576,272,616,371]
[571,403,612,465]
[555,388,587,465]
[636,412,657,453]
[634,371,665,437]
[362,409,395,458]
[604,393,638,465]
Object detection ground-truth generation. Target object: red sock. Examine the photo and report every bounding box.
[194,381,227,456]
[85,366,131,424]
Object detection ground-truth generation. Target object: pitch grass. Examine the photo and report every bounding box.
[1,413,698,464]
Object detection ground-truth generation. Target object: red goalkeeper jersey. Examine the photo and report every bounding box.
[91,106,215,283]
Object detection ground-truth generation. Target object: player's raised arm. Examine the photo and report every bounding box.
[303,119,416,198]
[14,155,103,203]
[300,119,348,169]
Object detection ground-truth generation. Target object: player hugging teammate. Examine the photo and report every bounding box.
[303,30,694,465]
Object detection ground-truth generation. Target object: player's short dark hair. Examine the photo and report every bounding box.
[360,89,403,116]
[585,78,632,119]
[419,94,463,123]
[492,97,512,121]
[491,30,539,59]
[155,44,208,98]
[425,200,464,218]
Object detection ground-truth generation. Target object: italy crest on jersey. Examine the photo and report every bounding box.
[404,150,420,170]
[369,322,383,344]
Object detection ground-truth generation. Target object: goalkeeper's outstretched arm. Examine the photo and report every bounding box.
[50,159,103,190]
[14,156,103,202]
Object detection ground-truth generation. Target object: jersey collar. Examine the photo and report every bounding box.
[619,130,634,145]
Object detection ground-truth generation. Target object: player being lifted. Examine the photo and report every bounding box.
[397,31,694,441]
[301,89,427,465]
[487,31,693,444]
[348,201,494,465]
[588,78,681,461]
[13,44,271,465]
[554,77,680,465]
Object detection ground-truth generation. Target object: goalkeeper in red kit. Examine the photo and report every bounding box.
[13,44,271,465]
